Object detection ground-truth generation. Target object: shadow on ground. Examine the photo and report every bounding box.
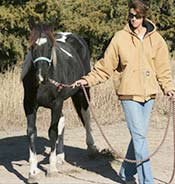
[0,135,123,184]
[0,135,49,183]
[65,145,123,183]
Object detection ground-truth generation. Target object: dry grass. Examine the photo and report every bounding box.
[0,65,174,132]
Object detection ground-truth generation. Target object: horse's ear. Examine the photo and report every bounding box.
[50,24,55,32]
[28,16,36,30]
[47,17,57,32]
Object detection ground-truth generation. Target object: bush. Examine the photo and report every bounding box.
[0,0,175,71]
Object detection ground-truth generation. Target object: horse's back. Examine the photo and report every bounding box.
[55,32,90,74]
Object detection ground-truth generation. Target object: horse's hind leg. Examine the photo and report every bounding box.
[71,89,98,156]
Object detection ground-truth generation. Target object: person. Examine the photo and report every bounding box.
[72,0,175,184]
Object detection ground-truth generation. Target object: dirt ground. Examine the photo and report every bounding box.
[0,120,174,184]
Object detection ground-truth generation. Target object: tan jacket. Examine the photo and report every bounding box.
[83,19,175,102]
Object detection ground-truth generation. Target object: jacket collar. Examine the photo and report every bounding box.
[124,19,156,36]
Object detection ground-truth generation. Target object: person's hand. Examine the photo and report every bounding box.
[71,79,88,88]
[167,90,175,100]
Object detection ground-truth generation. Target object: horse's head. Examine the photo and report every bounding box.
[29,24,55,84]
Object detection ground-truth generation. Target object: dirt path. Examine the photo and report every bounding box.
[0,121,174,184]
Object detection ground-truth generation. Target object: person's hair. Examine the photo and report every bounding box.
[129,0,148,18]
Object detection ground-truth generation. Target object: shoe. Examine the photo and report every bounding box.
[125,181,137,184]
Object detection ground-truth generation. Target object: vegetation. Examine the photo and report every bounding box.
[0,0,175,71]
[0,0,173,134]
[0,67,170,131]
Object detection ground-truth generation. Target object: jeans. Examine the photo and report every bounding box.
[119,99,154,184]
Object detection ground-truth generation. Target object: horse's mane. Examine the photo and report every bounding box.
[20,51,32,81]
[28,23,56,48]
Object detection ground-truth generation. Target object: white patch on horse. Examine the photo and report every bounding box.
[56,32,71,43]
[38,68,44,83]
[29,149,40,176]
[60,47,73,57]
[35,38,47,46]
[81,108,95,147]
[57,152,65,164]
[58,116,65,135]
[56,36,66,43]
[49,148,57,172]
[59,32,72,36]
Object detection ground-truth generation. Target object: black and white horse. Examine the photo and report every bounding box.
[21,24,97,182]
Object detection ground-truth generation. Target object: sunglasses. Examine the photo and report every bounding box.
[128,13,142,19]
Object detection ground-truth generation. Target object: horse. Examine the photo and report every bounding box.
[21,23,98,182]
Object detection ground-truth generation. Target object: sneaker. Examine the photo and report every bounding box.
[125,181,137,184]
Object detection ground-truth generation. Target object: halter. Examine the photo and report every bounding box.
[32,37,53,66]
[33,56,52,66]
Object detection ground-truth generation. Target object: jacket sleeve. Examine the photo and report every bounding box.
[154,34,175,94]
[82,34,119,87]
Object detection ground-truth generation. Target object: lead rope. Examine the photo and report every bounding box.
[48,78,175,183]
[168,98,175,184]
[81,84,175,183]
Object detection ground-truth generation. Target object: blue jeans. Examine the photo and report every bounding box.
[119,99,154,184]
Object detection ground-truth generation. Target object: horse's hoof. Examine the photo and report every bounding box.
[28,169,41,184]
[57,153,65,165]
[47,169,58,177]
[87,145,99,158]
[28,175,39,184]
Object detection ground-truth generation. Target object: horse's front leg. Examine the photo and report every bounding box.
[56,113,65,164]
[47,101,63,176]
[24,104,40,182]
